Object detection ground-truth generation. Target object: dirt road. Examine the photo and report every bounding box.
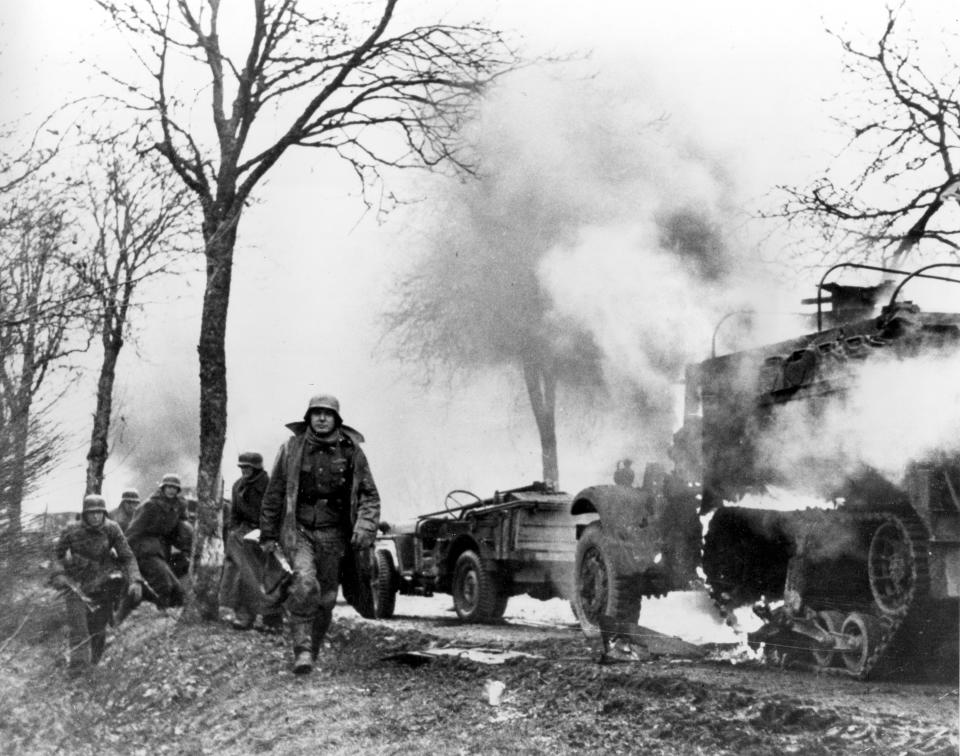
[3,589,957,754]
[347,591,960,729]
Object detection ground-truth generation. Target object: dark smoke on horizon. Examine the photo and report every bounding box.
[108,378,199,500]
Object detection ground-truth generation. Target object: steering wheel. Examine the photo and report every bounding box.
[443,489,483,517]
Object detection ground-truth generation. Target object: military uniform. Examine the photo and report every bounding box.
[260,394,380,673]
[614,459,636,486]
[125,476,193,609]
[220,452,280,629]
[108,489,141,533]
[53,496,142,674]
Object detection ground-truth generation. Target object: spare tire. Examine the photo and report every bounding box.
[372,549,398,620]
[341,546,377,619]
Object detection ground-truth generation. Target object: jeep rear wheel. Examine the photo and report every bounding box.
[491,592,509,620]
[452,550,500,623]
[573,522,641,638]
[372,550,398,619]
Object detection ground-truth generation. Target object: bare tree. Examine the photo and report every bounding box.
[386,197,604,488]
[386,172,729,489]
[0,122,61,201]
[0,182,91,532]
[384,66,742,489]
[772,7,960,265]
[92,0,523,617]
[70,138,196,495]
[0,410,65,532]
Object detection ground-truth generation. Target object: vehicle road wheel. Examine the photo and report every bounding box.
[573,522,641,638]
[452,550,499,623]
[491,592,509,620]
[372,550,398,620]
[811,610,844,669]
[840,611,883,678]
[868,516,925,616]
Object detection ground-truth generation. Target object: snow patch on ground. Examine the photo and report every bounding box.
[348,589,753,646]
[503,591,749,645]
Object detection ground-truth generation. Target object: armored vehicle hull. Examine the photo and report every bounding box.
[571,264,960,677]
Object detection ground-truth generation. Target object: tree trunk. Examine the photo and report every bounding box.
[4,407,29,536]
[5,314,39,536]
[185,213,237,621]
[523,360,559,489]
[85,331,122,495]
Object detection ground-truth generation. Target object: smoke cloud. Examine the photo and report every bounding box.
[756,346,960,497]
[105,317,201,501]
[476,68,755,451]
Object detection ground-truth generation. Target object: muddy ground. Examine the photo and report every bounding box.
[1,589,957,755]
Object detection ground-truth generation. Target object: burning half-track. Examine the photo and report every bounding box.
[570,263,960,678]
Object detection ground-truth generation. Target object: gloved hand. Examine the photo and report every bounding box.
[351,527,375,549]
[260,540,278,555]
[128,581,143,602]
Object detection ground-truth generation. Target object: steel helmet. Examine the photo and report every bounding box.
[82,494,108,514]
[303,393,342,425]
[237,452,263,469]
[160,473,182,490]
[120,488,140,503]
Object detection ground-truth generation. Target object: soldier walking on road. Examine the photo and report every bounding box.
[108,488,141,533]
[123,473,194,612]
[220,452,283,632]
[52,494,143,676]
[260,394,381,675]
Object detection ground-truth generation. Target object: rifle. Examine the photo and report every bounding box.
[51,574,96,610]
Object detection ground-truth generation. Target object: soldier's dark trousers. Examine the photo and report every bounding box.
[137,554,185,608]
[220,525,258,622]
[64,594,112,672]
[286,527,345,656]
[220,526,283,623]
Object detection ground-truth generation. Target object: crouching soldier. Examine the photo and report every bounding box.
[260,394,380,674]
[124,473,193,612]
[220,452,282,632]
[52,494,143,676]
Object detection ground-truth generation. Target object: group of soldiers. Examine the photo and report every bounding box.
[51,393,380,678]
[51,473,195,675]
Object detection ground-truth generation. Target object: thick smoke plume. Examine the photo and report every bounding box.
[395,67,758,471]
[107,364,199,501]
[756,346,960,497]
[486,70,755,446]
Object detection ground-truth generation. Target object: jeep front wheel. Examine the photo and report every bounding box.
[573,522,641,638]
[452,550,500,623]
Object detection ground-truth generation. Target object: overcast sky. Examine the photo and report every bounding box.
[3,1,955,517]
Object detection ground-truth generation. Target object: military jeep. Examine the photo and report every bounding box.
[372,482,588,622]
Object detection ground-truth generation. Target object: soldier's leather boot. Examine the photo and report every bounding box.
[290,620,314,674]
[253,613,283,635]
[292,649,313,675]
[310,609,331,659]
